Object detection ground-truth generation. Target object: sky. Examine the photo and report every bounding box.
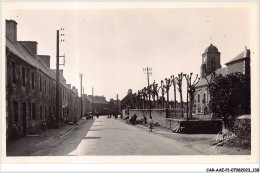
[4,4,252,101]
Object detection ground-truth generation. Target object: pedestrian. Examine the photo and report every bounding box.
[143,114,147,124]
[148,117,153,132]
[133,113,137,124]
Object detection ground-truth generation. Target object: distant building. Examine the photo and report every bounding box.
[108,98,121,114]
[83,95,108,115]
[121,89,136,110]
[195,44,250,115]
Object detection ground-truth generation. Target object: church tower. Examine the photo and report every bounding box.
[200,44,222,78]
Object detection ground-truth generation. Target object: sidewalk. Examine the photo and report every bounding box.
[6,118,86,156]
[119,118,250,155]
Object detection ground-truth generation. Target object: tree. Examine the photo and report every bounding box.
[160,80,166,108]
[208,72,250,131]
[184,73,200,120]
[176,73,184,109]
[170,75,177,110]
[164,78,172,109]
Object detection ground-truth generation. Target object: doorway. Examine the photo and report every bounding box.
[22,102,27,135]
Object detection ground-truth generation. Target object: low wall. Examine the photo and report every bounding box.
[180,120,222,134]
[166,118,182,130]
[129,109,167,127]
[127,109,222,134]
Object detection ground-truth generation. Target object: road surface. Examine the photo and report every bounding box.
[36,116,203,155]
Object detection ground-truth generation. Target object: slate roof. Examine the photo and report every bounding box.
[196,67,227,87]
[84,95,108,104]
[109,99,121,107]
[6,36,70,90]
[225,50,249,65]
[204,44,220,54]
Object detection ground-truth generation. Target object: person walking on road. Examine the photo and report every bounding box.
[148,117,153,132]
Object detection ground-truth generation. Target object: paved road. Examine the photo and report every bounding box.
[38,116,203,155]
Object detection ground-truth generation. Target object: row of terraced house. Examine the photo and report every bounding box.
[5,20,81,140]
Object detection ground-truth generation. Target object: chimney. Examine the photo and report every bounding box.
[244,46,250,58]
[19,41,38,58]
[38,55,51,68]
[6,20,17,44]
[59,70,63,77]
[66,84,71,89]
[127,89,132,95]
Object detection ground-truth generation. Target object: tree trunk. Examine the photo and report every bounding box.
[153,95,155,109]
[180,90,183,108]
[174,87,177,109]
[167,92,169,109]
[162,93,164,108]
[189,95,194,118]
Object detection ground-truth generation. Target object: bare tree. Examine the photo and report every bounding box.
[164,78,172,109]
[160,80,166,108]
[170,75,177,109]
[175,73,184,110]
[184,73,200,119]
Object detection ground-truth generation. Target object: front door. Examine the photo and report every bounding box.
[22,102,27,135]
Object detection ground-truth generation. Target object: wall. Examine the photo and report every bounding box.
[6,51,80,139]
[129,109,167,127]
[227,61,244,74]
[194,86,210,115]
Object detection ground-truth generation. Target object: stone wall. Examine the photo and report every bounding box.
[165,118,182,130]
[129,109,167,127]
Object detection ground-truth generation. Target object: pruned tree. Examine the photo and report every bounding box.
[160,80,166,108]
[184,73,200,119]
[171,75,177,110]
[164,78,172,109]
[151,80,160,108]
[175,73,184,110]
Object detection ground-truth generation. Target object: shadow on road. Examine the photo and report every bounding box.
[89,129,103,131]
[36,119,96,156]
[83,137,101,139]
[101,127,140,131]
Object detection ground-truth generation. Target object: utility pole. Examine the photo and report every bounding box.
[116,94,119,115]
[79,73,83,117]
[143,67,152,118]
[83,87,84,115]
[56,28,65,127]
[92,87,94,114]
[56,30,60,126]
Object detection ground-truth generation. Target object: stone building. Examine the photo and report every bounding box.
[108,98,121,114]
[194,44,251,116]
[121,89,136,109]
[5,20,81,140]
[83,94,109,115]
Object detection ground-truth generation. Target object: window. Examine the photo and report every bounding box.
[44,80,47,93]
[22,67,25,87]
[13,101,19,122]
[45,105,47,119]
[32,103,36,120]
[12,62,16,84]
[203,93,206,103]
[198,94,200,103]
[49,81,51,95]
[40,105,43,119]
[40,76,42,92]
[49,106,51,115]
[31,72,35,90]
